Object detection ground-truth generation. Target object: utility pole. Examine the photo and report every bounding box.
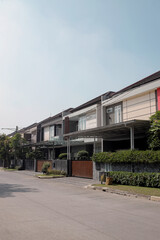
[1,126,19,133]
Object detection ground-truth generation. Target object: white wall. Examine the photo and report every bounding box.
[123,90,156,121]
[86,111,97,129]
[31,131,37,143]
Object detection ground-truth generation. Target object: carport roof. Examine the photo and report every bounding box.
[63,120,150,140]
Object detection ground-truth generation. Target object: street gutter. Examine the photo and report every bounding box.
[85,185,160,202]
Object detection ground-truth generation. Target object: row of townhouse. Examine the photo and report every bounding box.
[9,71,160,179]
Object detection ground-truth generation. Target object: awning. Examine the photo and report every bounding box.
[63,120,150,141]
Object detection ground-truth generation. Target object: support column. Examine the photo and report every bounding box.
[101,138,103,152]
[34,158,37,172]
[52,142,55,160]
[67,137,71,160]
[67,137,72,177]
[47,148,50,160]
[130,126,134,150]
[93,137,96,153]
[69,138,71,160]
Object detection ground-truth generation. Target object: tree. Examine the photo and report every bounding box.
[10,133,26,164]
[0,134,11,168]
[148,111,160,150]
[26,147,44,160]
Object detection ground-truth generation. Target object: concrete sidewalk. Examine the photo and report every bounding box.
[1,168,98,187]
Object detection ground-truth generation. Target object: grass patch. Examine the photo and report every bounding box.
[2,168,18,171]
[93,184,160,197]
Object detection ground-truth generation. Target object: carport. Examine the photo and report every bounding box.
[64,119,150,158]
[64,120,150,178]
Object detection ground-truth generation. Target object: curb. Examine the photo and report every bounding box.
[38,176,54,179]
[150,196,160,202]
[37,175,65,179]
[85,185,160,202]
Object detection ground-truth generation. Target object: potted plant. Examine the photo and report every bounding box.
[42,162,51,174]
[105,172,113,185]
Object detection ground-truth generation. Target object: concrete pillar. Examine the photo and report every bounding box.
[96,104,101,127]
[130,126,134,150]
[101,138,103,152]
[47,148,50,160]
[101,106,106,127]
[52,142,55,160]
[67,137,71,160]
[67,137,72,177]
[93,138,96,153]
[34,159,37,172]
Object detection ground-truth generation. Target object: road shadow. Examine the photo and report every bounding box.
[0,183,39,198]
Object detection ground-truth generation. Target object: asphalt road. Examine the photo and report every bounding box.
[0,170,160,240]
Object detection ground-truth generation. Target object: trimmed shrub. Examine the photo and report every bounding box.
[42,162,50,174]
[48,169,66,176]
[92,152,112,163]
[92,150,160,164]
[58,153,67,160]
[77,150,89,160]
[110,171,160,188]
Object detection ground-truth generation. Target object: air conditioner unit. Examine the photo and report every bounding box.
[106,108,113,113]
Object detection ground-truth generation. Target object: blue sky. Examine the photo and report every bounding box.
[0,0,160,133]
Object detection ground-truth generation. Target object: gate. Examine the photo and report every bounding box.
[0,159,3,167]
[72,160,93,179]
[24,159,35,171]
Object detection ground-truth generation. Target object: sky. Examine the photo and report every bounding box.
[0,0,160,134]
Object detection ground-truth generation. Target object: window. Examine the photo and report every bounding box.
[78,116,86,131]
[49,126,54,140]
[106,104,122,125]
[86,112,96,120]
[55,125,62,136]
[106,108,113,113]
[115,105,122,123]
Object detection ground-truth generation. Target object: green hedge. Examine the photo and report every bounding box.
[77,150,89,160]
[110,171,160,188]
[58,153,67,160]
[92,150,160,164]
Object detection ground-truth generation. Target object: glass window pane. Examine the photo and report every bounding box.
[49,126,54,140]
[115,105,121,123]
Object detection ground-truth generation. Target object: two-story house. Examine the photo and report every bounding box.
[63,91,114,159]
[36,109,72,160]
[63,71,159,159]
[101,70,160,151]
[63,71,160,179]
[7,123,37,144]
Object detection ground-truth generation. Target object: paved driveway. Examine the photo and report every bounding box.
[13,170,97,187]
[0,170,160,240]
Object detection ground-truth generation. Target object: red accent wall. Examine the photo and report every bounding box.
[157,88,160,110]
[64,117,69,134]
